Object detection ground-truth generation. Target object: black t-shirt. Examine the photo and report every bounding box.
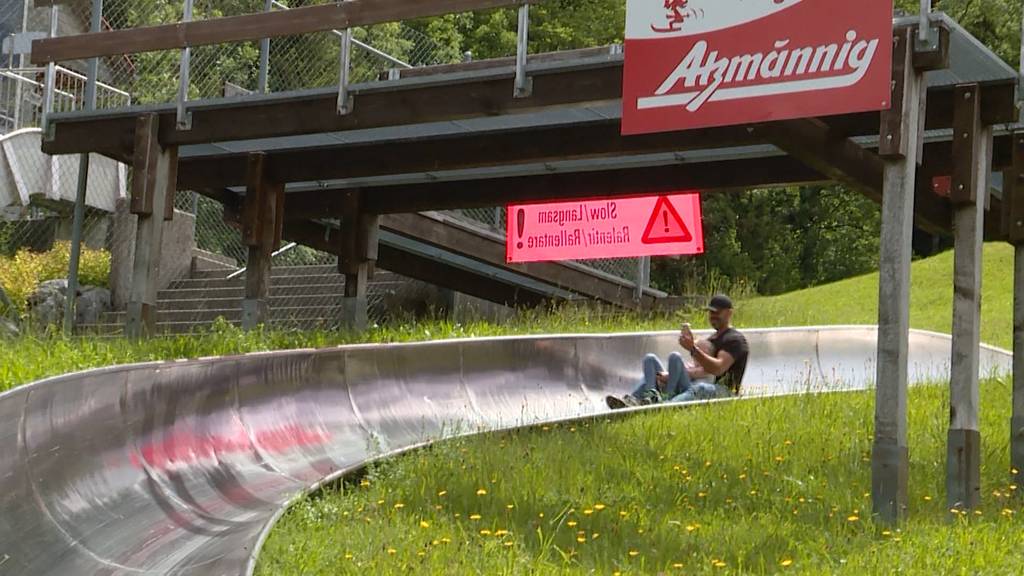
[708,327,749,395]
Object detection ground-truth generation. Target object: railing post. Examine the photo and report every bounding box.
[40,5,58,139]
[63,0,103,337]
[176,0,194,130]
[257,0,273,94]
[337,0,353,115]
[513,3,531,98]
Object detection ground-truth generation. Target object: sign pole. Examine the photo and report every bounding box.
[872,27,922,525]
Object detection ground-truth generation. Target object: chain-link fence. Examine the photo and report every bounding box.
[0,0,648,334]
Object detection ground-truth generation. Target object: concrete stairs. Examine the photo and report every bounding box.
[80,265,410,335]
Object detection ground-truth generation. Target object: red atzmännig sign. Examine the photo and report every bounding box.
[506,193,704,263]
[622,0,893,135]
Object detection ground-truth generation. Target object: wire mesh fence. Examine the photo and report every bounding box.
[0,0,648,334]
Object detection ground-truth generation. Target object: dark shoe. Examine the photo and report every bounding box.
[606,395,627,409]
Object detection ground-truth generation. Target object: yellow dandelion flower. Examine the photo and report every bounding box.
[619,510,629,517]
[434,504,443,511]
[739,473,747,479]
[576,536,586,543]
[923,496,932,501]
[469,514,482,520]
[538,512,545,518]
[437,490,447,497]
[344,553,354,560]
[569,427,577,432]
[784,439,793,446]
[698,492,707,498]
[503,541,514,547]
[417,551,426,557]
[881,530,892,536]
[387,548,397,555]
[377,499,385,505]
[476,488,488,496]
[567,520,578,527]
[495,529,510,536]
[1002,508,1015,516]
[583,509,594,516]
[441,537,452,544]
[592,532,600,539]
[780,559,793,567]
[614,572,622,576]
[359,479,370,487]
[394,503,405,510]
[713,560,727,568]
[1011,485,1019,491]
[594,504,606,511]
[672,562,684,568]
[1012,468,1020,475]
[506,504,515,510]
[480,529,492,536]
[542,426,550,431]
[419,520,430,529]
[847,515,859,522]
[685,524,698,532]
[628,550,640,557]
[774,456,784,462]
[431,539,440,545]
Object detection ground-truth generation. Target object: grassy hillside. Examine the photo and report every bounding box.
[257,379,1021,576]
[734,243,1014,350]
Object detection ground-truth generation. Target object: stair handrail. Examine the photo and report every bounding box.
[225,241,298,280]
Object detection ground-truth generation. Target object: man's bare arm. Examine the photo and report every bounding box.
[691,347,735,377]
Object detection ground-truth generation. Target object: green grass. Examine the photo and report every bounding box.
[256,379,1023,575]
[1,244,1015,395]
[735,243,1015,350]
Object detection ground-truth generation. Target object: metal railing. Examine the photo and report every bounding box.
[0,66,129,134]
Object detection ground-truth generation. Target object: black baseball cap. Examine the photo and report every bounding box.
[706,294,733,312]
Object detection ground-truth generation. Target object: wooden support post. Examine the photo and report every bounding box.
[126,114,178,338]
[947,83,990,510]
[872,28,922,524]
[337,190,378,331]
[241,152,283,330]
[1008,133,1024,484]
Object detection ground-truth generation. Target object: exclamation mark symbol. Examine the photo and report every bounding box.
[663,211,670,234]
[516,208,525,249]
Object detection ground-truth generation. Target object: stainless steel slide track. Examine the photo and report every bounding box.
[0,326,1011,575]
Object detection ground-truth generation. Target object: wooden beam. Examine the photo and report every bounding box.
[43,62,624,156]
[177,121,763,189]
[282,220,548,307]
[754,118,884,202]
[383,212,653,309]
[31,0,535,65]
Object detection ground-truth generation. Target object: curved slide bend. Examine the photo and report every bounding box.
[0,327,1011,575]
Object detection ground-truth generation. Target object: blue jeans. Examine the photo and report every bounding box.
[630,353,732,403]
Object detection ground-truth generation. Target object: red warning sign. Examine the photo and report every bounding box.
[642,196,693,244]
[507,192,704,263]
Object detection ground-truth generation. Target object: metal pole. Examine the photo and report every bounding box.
[919,0,929,42]
[514,3,531,98]
[63,0,102,337]
[634,256,649,302]
[257,0,272,93]
[176,0,193,129]
[40,6,58,137]
[337,22,353,114]
[11,0,30,129]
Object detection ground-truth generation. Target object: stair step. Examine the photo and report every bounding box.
[155,294,353,311]
[78,318,346,336]
[157,280,405,301]
[188,265,403,281]
[169,274,347,290]
[100,305,357,325]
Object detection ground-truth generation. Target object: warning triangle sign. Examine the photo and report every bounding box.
[641,196,693,244]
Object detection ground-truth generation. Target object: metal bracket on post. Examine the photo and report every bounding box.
[513,3,532,98]
[337,2,354,116]
[176,0,194,130]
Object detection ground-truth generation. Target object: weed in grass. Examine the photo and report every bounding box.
[256,378,1023,575]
